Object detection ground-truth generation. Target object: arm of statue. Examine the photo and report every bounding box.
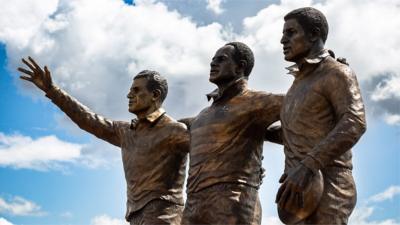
[265,123,283,145]
[178,117,195,130]
[261,93,284,144]
[18,56,121,147]
[174,123,190,155]
[300,67,366,172]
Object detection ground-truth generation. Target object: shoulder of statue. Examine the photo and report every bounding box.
[129,118,138,129]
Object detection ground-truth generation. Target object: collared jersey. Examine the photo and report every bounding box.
[281,50,366,172]
[187,79,283,193]
[45,87,189,219]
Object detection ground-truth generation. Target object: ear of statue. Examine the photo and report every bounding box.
[309,27,321,42]
[152,89,161,102]
[237,60,247,76]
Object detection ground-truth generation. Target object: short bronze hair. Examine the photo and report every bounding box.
[225,42,255,77]
[134,70,168,103]
[284,7,329,43]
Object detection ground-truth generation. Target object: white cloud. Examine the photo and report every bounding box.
[350,206,400,225]
[0,218,14,225]
[371,74,400,101]
[0,0,58,49]
[60,211,73,218]
[383,114,400,126]
[369,185,400,203]
[0,196,45,216]
[206,0,225,15]
[4,0,227,120]
[348,186,400,225]
[0,132,123,170]
[0,132,82,170]
[77,138,122,169]
[370,73,400,125]
[91,215,128,225]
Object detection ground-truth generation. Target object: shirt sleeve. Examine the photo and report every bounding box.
[261,93,284,127]
[177,117,195,130]
[45,85,122,147]
[172,123,190,155]
[264,123,283,145]
[301,66,366,171]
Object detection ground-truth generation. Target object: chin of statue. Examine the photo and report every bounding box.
[284,55,296,62]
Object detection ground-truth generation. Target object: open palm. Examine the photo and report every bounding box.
[17,56,53,92]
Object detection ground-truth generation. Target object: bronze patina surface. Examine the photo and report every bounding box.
[128,199,184,225]
[181,42,283,225]
[18,61,189,225]
[183,183,262,225]
[275,7,366,224]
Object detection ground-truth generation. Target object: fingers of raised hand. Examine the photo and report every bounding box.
[19,75,33,82]
[21,58,36,72]
[44,66,52,81]
[28,56,41,70]
[17,67,34,76]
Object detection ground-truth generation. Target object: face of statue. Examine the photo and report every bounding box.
[281,18,313,63]
[127,78,154,114]
[209,45,240,85]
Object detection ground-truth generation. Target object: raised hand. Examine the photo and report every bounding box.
[17,56,53,92]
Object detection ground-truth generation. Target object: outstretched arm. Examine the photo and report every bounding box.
[260,93,284,145]
[265,123,283,145]
[18,57,121,147]
[178,117,195,130]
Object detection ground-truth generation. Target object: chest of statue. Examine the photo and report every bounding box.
[282,69,333,125]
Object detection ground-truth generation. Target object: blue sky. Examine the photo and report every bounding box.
[0,0,399,225]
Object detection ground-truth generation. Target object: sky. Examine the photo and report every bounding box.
[0,0,399,224]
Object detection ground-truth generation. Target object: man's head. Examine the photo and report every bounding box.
[281,7,328,62]
[209,42,254,85]
[127,70,168,114]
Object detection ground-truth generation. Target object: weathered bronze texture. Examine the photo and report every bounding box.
[129,199,184,225]
[276,7,366,224]
[18,59,189,225]
[181,42,283,224]
[277,171,324,224]
[182,183,262,224]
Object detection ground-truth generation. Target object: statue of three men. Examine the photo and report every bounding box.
[18,7,366,225]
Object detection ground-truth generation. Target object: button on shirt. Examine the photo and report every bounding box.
[187,78,283,193]
[45,87,189,219]
[281,49,366,173]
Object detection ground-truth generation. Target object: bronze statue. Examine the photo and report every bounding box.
[180,42,283,225]
[274,7,367,224]
[18,58,189,225]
